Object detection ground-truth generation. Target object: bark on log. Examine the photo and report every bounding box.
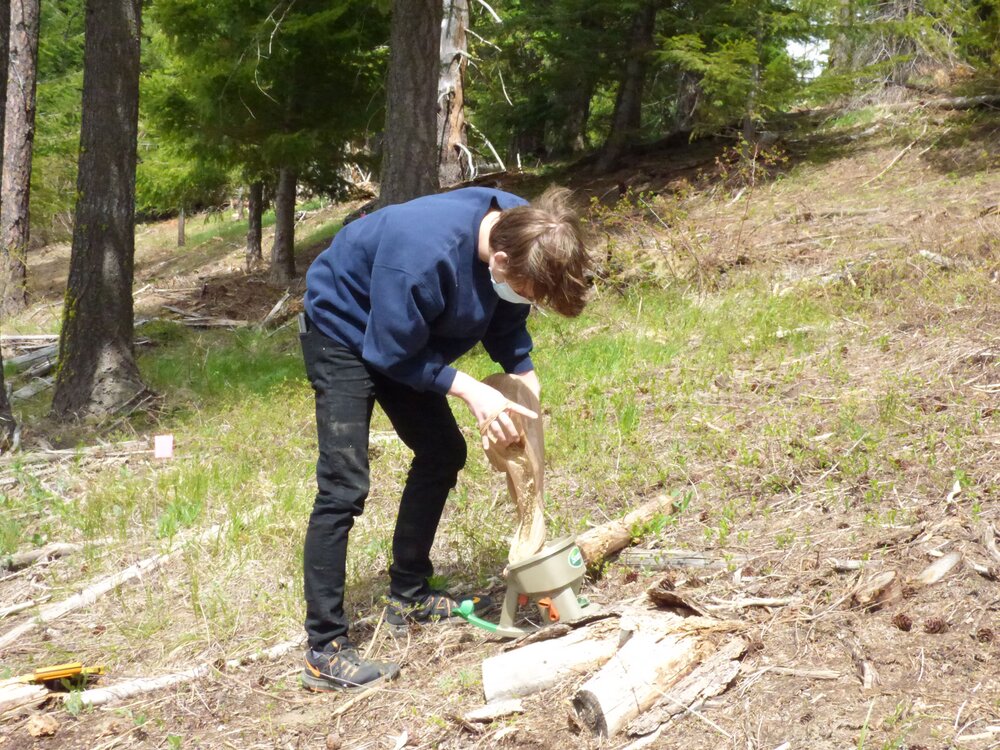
[914,550,962,586]
[621,548,748,571]
[576,495,672,565]
[482,617,620,703]
[0,524,221,651]
[573,630,709,737]
[627,636,747,736]
[0,683,46,715]
[1,542,84,571]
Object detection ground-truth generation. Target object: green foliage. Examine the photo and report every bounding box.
[145,0,387,203]
[30,0,85,243]
[657,0,812,135]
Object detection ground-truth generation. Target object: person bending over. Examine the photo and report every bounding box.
[299,186,591,691]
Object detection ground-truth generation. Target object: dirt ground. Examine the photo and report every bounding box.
[2,104,999,750]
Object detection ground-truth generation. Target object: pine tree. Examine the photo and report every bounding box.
[150,0,386,277]
[0,0,40,316]
[0,3,15,450]
[379,0,442,205]
[51,0,148,418]
[597,0,660,171]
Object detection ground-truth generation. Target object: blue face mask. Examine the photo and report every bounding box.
[489,263,532,305]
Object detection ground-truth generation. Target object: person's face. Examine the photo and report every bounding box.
[490,250,537,302]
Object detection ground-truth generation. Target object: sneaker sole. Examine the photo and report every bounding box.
[300,665,400,693]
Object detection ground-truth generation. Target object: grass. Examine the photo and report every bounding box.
[1,107,998,747]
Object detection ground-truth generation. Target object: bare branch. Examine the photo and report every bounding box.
[474,0,502,23]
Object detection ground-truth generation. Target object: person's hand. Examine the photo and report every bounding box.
[449,372,538,450]
[510,369,540,400]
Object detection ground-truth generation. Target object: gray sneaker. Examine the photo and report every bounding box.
[301,639,400,692]
[384,590,492,636]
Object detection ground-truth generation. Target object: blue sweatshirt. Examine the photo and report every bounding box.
[304,187,534,394]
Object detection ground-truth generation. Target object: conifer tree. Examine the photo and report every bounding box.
[0,0,40,315]
[52,0,147,417]
[379,0,442,205]
[149,0,385,276]
[0,4,15,450]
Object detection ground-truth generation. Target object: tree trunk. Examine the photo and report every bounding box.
[674,70,700,131]
[51,0,147,419]
[558,79,594,156]
[0,0,40,316]
[0,3,16,451]
[269,168,296,283]
[742,22,764,146]
[245,180,263,270]
[379,0,441,207]
[437,0,469,186]
[0,358,14,451]
[177,206,185,247]
[0,0,8,175]
[596,0,658,172]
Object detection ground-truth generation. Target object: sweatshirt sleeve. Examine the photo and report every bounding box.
[481,301,534,374]
[360,264,457,394]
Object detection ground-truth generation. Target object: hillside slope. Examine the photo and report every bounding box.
[0,103,998,750]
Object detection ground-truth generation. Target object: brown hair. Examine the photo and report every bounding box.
[490,186,592,317]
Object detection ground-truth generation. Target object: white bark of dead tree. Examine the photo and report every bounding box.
[1,542,84,571]
[0,523,223,652]
[627,636,747,736]
[572,630,709,737]
[0,683,47,714]
[619,548,748,571]
[482,617,621,703]
[576,495,672,565]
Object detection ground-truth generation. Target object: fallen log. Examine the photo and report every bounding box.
[464,699,524,723]
[64,635,305,708]
[2,542,85,572]
[0,597,51,619]
[260,290,292,328]
[6,344,57,370]
[576,495,673,565]
[482,617,621,703]
[620,548,748,571]
[572,628,710,737]
[11,377,54,403]
[0,523,223,651]
[0,683,47,715]
[627,636,747,736]
[0,440,151,467]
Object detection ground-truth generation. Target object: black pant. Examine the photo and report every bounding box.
[300,321,467,650]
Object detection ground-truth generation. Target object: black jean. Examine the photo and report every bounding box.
[300,320,467,650]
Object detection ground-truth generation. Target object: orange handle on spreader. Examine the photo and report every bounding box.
[537,597,560,623]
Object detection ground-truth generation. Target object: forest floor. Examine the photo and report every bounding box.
[1,101,999,750]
